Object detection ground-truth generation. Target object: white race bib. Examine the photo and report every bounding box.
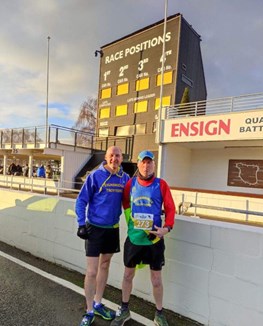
[133,213,154,230]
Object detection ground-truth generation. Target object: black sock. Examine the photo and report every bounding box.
[121,302,129,310]
[156,308,163,315]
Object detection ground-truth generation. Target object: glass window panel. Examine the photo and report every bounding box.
[115,124,146,136]
[152,122,157,132]
[136,78,149,91]
[116,104,128,116]
[117,83,129,95]
[100,107,110,118]
[116,125,135,136]
[156,71,173,86]
[155,96,171,110]
[135,124,146,135]
[98,128,109,137]
[134,100,148,113]
[101,88,111,99]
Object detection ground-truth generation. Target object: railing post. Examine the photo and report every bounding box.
[11,129,13,148]
[246,199,249,222]
[22,128,25,148]
[74,131,77,147]
[181,193,185,214]
[195,102,198,116]
[47,126,50,147]
[194,192,198,216]
[106,137,108,151]
[230,96,234,112]
[56,127,59,143]
[34,127,37,148]
[44,178,47,194]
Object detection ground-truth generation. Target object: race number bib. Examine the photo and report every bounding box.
[133,213,154,230]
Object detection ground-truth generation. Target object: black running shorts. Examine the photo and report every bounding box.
[85,223,120,257]
[123,237,165,271]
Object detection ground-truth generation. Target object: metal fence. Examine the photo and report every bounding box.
[165,92,263,119]
[0,174,79,197]
[0,124,134,160]
[0,124,95,150]
[177,191,263,224]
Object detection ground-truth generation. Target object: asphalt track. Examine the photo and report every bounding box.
[0,241,202,326]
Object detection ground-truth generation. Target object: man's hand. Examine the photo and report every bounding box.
[148,225,170,238]
[77,225,89,240]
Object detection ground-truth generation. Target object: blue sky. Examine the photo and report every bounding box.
[0,0,263,129]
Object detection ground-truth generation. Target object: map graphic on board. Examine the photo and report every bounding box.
[228,160,263,189]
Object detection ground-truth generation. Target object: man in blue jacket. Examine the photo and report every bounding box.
[75,146,130,326]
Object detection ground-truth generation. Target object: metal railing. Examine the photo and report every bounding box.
[0,124,134,159]
[179,201,263,222]
[165,92,263,119]
[176,187,263,226]
[0,124,95,150]
[93,135,134,160]
[0,174,80,197]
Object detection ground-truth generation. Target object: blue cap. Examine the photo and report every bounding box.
[137,150,155,161]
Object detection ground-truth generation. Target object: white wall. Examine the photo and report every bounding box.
[162,143,192,187]
[162,144,263,194]
[62,150,91,188]
[189,147,263,194]
[1,189,263,325]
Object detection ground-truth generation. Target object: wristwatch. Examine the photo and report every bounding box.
[164,226,172,232]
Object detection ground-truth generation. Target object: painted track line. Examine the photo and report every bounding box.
[0,250,153,325]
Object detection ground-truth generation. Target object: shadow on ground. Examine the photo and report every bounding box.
[0,241,203,326]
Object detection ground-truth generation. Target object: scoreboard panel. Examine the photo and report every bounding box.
[98,16,180,114]
[96,13,206,161]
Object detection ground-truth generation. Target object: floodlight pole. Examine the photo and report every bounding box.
[156,0,168,177]
[45,36,51,148]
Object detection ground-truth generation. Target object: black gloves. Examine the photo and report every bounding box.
[77,225,89,240]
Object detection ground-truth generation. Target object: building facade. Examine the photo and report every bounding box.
[96,13,207,161]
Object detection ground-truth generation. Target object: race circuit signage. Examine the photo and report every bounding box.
[104,32,172,64]
[228,159,263,189]
[163,109,263,142]
[99,18,179,94]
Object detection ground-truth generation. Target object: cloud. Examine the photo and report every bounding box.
[0,0,262,128]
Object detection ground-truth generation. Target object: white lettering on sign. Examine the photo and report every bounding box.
[127,93,156,103]
[103,70,111,81]
[104,32,172,64]
[119,65,129,77]
[136,72,149,79]
[138,58,149,71]
[160,49,172,63]
[157,65,172,73]
[117,78,128,84]
[105,50,124,64]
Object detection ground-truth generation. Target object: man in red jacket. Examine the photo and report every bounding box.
[111,150,175,326]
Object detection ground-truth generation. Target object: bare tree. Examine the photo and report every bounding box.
[74,97,97,133]
[73,97,97,147]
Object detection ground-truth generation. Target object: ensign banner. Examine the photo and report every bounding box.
[163,110,263,142]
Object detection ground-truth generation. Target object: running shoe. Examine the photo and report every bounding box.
[79,313,94,326]
[110,307,131,326]
[93,302,115,320]
[154,311,169,326]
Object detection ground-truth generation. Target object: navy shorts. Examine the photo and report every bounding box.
[123,237,165,271]
[85,223,120,257]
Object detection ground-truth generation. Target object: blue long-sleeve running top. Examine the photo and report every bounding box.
[75,162,130,228]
